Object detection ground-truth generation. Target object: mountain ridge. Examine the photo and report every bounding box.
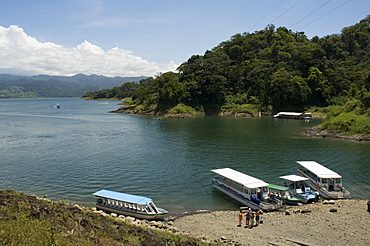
[0,73,147,98]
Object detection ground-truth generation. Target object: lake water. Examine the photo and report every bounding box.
[1,98,369,214]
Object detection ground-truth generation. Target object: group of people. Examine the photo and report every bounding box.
[238,208,263,228]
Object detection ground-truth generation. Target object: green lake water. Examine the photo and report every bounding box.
[1,98,369,214]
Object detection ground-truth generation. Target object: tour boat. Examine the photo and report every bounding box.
[296,161,351,199]
[273,112,312,120]
[280,174,319,203]
[267,184,302,205]
[211,168,283,211]
[92,189,168,220]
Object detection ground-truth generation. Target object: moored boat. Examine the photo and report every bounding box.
[92,189,168,220]
[267,184,302,205]
[211,168,283,211]
[273,112,312,120]
[280,174,319,203]
[296,161,351,199]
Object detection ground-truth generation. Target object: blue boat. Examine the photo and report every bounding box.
[92,189,168,220]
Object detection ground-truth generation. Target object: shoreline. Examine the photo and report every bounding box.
[304,127,370,142]
[173,199,370,245]
[111,108,370,142]
[4,190,370,245]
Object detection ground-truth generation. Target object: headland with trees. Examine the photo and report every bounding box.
[83,15,370,141]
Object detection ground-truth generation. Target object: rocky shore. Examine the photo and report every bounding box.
[173,199,370,245]
[2,190,369,245]
[304,127,370,142]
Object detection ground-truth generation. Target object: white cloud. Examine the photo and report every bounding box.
[0,25,179,77]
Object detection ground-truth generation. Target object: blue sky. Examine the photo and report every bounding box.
[0,0,369,77]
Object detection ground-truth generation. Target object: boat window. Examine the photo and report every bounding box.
[322,178,328,184]
[335,178,341,184]
[97,198,103,204]
[146,206,153,213]
[148,202,158,213]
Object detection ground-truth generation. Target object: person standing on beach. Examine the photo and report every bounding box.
[245,210,251,228]
[255,210,262,226]
[250,211,255,227]
[238,210,243,227]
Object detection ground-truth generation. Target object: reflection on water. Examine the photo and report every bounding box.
[0,98,369,214]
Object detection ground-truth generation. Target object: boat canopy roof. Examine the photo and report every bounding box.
[280,174,309,182]
[268,184,289,191]
[93,189,152,205]
[276,112,303,116]
[211,168,269,188]
[297,161,342,179]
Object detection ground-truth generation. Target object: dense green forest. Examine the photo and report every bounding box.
[84,16,370,136]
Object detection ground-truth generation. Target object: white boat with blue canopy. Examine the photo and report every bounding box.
[280,174,319,203]
[296,161,351,199]
[211,168,283,211]
[92,189,168,220]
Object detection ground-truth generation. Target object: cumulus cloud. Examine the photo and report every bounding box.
[0,25,179,77]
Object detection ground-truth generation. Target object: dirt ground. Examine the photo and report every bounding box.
[173,199,370,245]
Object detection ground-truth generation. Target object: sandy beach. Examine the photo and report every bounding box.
[173,199,370,245]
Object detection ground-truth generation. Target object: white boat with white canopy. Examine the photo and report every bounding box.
[296,161,351,199]
[273,112,312,120]
[211,168,283,211]
[93,189,168,220]
[280,174,319,203]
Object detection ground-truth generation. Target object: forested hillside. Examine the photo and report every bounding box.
[0,74,146,98]
[93,15,370,120]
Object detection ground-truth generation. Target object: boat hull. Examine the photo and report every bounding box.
[280,198,301,205]
[293,192,319,203]
[96,204,168,220]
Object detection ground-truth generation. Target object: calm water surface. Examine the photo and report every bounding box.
[1,98,369,214]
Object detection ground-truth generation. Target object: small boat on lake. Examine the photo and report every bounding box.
[267,184,301,205]
[92,189,168,220]
[273,112,312,120]
[211,168,283,211]
[280,174,319,203]
[296,161,351,199]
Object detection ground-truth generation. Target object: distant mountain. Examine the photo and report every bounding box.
[0,74,147,98]
[30,74,147,89]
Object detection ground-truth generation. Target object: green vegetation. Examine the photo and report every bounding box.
[86,16,370,137]
[0,190,211,246]
[82,82,140,100]
[89,16,370,112]
[315,99,370,135]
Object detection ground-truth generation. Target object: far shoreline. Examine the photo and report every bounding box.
[109,107,370,142]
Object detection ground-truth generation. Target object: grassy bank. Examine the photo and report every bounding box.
[0,190,212,245]
[307,101,370,141]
